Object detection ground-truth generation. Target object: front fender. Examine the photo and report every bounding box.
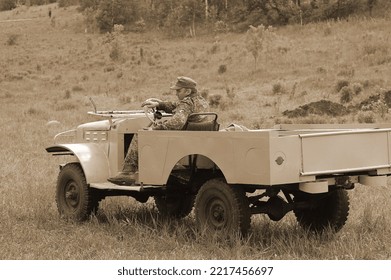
[46,143,109,184]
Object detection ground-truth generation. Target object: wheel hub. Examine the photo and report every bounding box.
[208,200,226,228]
[65,183,79,208]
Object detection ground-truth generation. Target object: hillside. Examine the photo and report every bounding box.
[2,4,391,129]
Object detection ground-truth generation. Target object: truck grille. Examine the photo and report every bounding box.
[84,131,108,142]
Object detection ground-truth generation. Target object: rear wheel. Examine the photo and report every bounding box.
[294,188,349,232]
[195,178,250,236]
[56,163,100,222]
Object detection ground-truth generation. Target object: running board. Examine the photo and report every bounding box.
[89,182,163,192]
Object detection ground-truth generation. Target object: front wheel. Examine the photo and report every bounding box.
[194,178,251,236]
[294,188,350,233]
[56,163,100,222]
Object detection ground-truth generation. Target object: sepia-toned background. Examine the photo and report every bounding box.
[1,0,391,259]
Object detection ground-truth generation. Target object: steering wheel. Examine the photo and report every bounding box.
[143,106,156,125]
[142,98,163,126]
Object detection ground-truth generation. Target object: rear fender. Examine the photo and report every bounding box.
[46,143,109,184]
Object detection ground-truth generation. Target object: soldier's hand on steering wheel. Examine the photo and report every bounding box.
[141,98,162,109]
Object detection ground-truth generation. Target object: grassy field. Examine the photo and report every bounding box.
[1,4,391,260]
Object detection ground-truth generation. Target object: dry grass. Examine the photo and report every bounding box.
[1,4,391,260]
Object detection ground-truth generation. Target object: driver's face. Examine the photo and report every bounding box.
[176,88,189,100]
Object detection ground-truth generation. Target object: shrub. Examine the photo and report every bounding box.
[25,106,47,119]
[225,86,235,100]
[316,67,327,74]
[352,83,363,95]
[335,79,349,93]
[104,24,126,61]
[301,0,361,23]
[72,85,84,92]
[383,90,391,108]
[56,101,79,111]
[214,20,229,33]
[209,42,219,54]
[362,40,390,65]
[218,64,227,75]
[272,82,285,94]
[208,94,222,108]
[109,41,122,61]
[83,7,99,33]
[64,90,71,99]
[0,0,16,11]
[86,37,93,51]
[79,0,100,11]
[358,94,381,111]
[162,0,203,38]
[324,25,332,36]
[233,0,300,27]
[245,25,275,70]
[58,0,79,7]
[340,86,353,103]
[337,68,355,78]
[96,0,138,32]
[6,34,19,46]
[104,65,115,72]
[357,111,376,123]
[29,0,46,5]
[26,107,39,115]
[134,18,146,33]
[373,100,388,118]
[359,94,388,118]
[50,16,56,28]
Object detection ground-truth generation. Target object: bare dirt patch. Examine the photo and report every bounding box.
[284,91,391,119]
[283,100,349,118]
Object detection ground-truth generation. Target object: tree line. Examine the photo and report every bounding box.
[1,0,388,35]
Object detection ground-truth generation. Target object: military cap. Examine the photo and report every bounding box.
[170,76,197,90]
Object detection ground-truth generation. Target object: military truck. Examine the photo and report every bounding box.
[46,106,391,235]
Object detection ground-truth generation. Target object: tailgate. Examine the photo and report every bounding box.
[300,129,391,176]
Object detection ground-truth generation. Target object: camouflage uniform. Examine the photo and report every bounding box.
[153,93,209,130]
[123,91,209,172]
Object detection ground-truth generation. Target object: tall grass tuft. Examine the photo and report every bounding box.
[6,34,19,46]
[335,79,350,93]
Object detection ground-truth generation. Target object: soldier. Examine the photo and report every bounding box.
[108,76,209,185]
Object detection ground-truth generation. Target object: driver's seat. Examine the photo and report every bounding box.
[183,112,220,131]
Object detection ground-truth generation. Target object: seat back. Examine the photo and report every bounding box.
[183,113,220,131]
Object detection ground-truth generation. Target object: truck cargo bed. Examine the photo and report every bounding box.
[138,125,391,186]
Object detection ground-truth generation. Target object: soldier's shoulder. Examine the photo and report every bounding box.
[194,95,209,107]
[180,96,194,105]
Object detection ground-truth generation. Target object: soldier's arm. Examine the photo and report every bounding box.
[153,100,192,130]
[156,101,177,113]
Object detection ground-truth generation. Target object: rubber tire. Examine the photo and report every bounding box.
[56,163,99,222]
[195,178,251,236]
[154,193,195,218]
[294,188,350,233]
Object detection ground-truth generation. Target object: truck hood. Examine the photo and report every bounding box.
[77,120,111,131]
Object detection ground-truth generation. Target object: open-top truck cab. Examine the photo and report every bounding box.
[47,107,391,236]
